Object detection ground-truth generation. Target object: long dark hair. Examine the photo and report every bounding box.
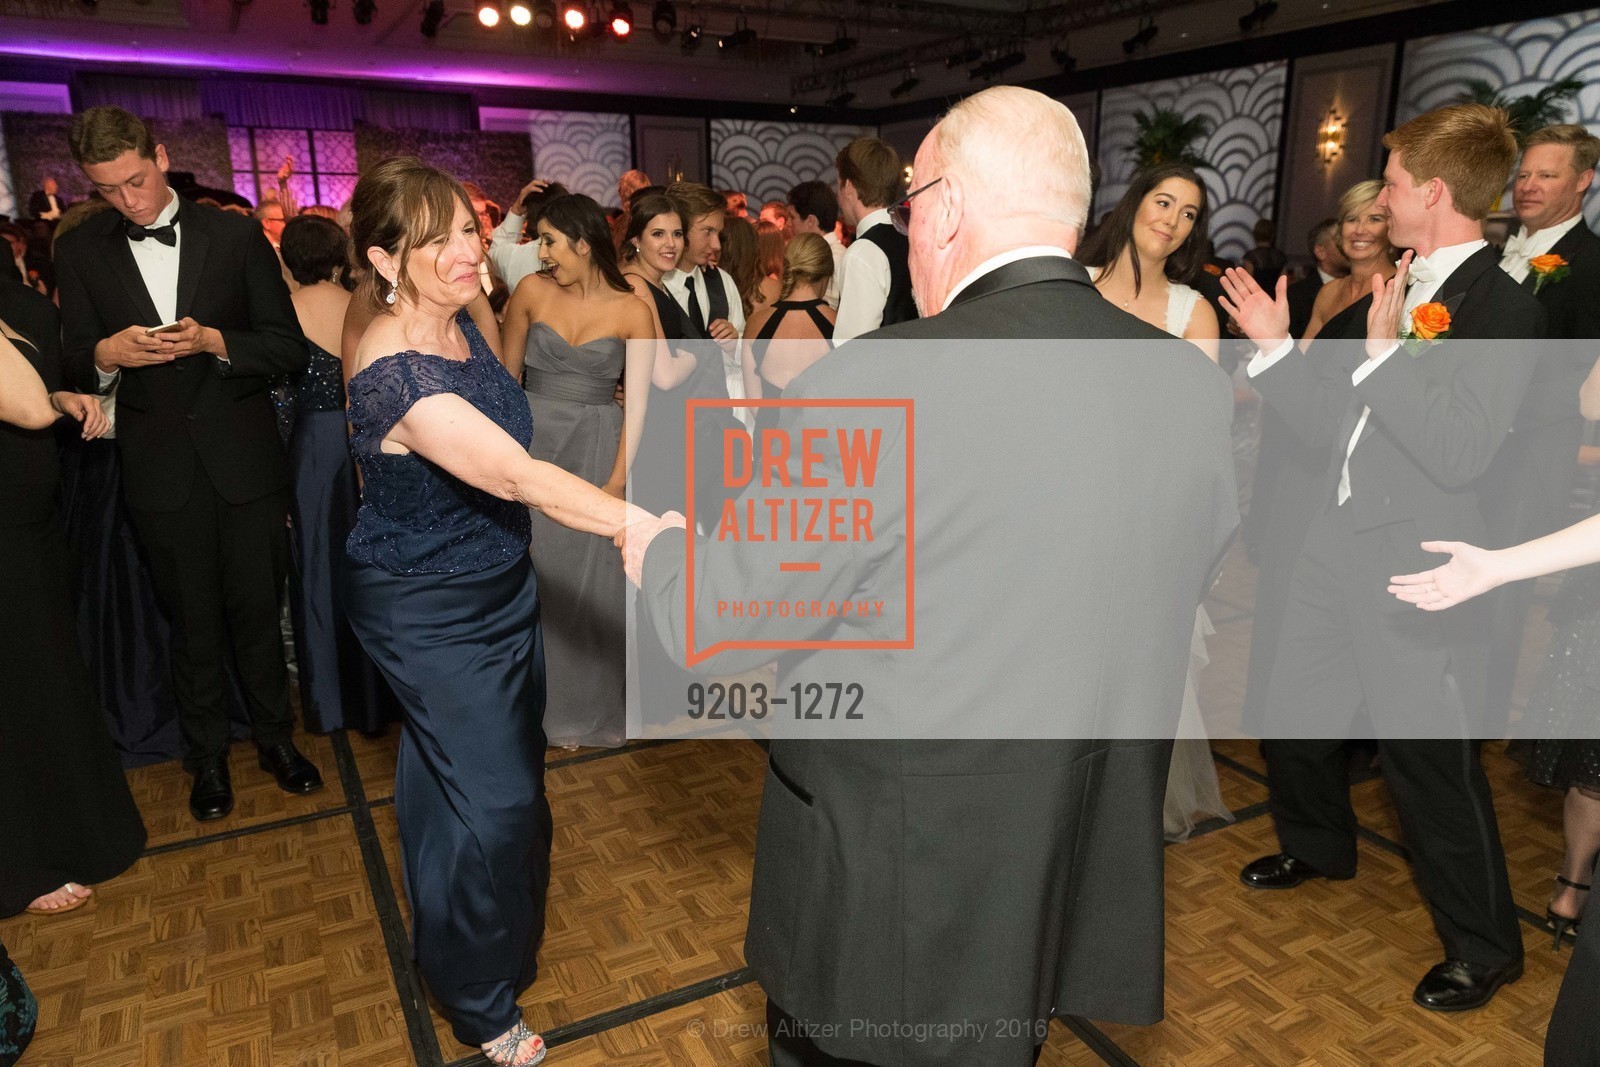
[1077,162,1210,295]
[537,193,631,293]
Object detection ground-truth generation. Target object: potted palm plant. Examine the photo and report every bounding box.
[1455,76,1584,144]
[1128,107,1212,169]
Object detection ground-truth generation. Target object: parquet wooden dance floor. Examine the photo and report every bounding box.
[1,542,1583,1066]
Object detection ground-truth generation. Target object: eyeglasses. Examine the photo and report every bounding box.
[890,176,943,235]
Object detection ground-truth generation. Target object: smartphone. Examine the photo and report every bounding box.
[145,321,184,336]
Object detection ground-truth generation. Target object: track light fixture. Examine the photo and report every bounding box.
[681,20,702,50]
[652,0,675,35]
[719,14,755,50]
[1122,16,1157,54]
[809,19,856,58]
[309,0,330,24]
[420,0,444,35]
[560,0,585,30]
[889,65,920,99]
[826,85,855,108]
[477,0,500,26]
[508,0,531,24]
[1050,41,1075,71]
[608,0,632,35]
[529,0,554,25]
[969,49,1024,81]
[352,0,375,22]
[945,39,982,68]
[1239,0,1278,33]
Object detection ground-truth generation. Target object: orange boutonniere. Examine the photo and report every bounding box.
[1409,301,1452,340]
[1202,262,1223,277]
[1530,253,1570,295]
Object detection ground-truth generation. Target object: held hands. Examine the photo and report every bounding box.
[150,318,216,359]
[1365,250,1413,360]
[1388,539,1503,610]
[49,391,109,439]
[1217,269,1290,352]
[96,319,217,372]
[617,509,687,588]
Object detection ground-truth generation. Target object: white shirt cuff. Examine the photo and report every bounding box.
[1245,339,1295,378]
[1351,343,1400,384]
[95,365,120,390]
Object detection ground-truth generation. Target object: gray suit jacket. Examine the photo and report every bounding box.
[640,256,1238,1064]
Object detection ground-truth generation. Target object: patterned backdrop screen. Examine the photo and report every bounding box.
[1095,62,1288,264]
[1402,9,1600,227]
[711,119,878,209]
[523,110,631,206]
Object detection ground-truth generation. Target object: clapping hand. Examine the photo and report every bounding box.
[1365,250,1413,360]
[49,391,109,439]
[1217,269,1290,352]
[1388,539,1503,610]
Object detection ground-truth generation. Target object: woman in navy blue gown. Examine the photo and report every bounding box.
[342,159,647,1066]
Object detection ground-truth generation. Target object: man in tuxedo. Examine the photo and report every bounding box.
[1481,123,1600,730]
[28,177,67,221]
[54,106,321,821]
[626,86,1237,1066]
[1286,217,1347,340]
[662,181,744,402]
[785,180,843,307]
[833,136,918,340]
[1225,103,1543,1011]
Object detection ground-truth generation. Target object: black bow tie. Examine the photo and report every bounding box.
[126,220,177,246]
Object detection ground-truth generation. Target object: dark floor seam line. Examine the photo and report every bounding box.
[331,730,446,1067]
[1171,801,1272,847]
[140,805,353,857]
[1212,751,1269,786]
[544,737,680,771]
[442,966,759,1066]
[1061,1015,1142,1067]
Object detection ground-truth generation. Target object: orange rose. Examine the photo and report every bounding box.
[1530,253,1569,274]
[1410,301,1451,341]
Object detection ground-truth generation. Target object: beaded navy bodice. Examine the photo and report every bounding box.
[345,310,532,575]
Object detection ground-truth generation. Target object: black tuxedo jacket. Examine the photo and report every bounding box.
[27,189,67,218]
[54,195,307,511]
[1479,219,1600,545]
[641,257,1237,1064]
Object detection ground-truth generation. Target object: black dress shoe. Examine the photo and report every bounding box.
[257,741,324,795]
[1239,852,1352,889]
[1412,958,1523,1012]
[189,760,234,822]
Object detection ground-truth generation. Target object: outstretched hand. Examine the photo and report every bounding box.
[1388,539,1503,611]
[1217,269,1290,352]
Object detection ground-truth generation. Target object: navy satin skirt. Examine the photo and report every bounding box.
[344,554,551,1046]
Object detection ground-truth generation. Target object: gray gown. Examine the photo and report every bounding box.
[522,320,627,748]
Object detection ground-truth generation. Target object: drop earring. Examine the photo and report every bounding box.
[384,278,397,305]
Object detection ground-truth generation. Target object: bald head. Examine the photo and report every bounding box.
[908,86,1092,314]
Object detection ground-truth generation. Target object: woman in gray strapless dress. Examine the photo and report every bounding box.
[501,194,659,749]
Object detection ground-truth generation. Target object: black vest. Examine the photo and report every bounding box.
[857,224,919,327]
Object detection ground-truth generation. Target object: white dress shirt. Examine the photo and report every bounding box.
[832,208,895,343]
[943,246,1075,311]
[663,264,748,421]
[39,193,62,221]
[822,229,845,308]
[1248,238,1487,505]
[97,189,185,395]
[1499,212,1584,283]
[1318,268,1337,286]
[489,209,543,293]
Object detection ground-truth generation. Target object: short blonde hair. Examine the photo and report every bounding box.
[936,86,1091,231]
[1337,179,1385,221]
[1383,104,1517,221]
[1523,123,1600,174]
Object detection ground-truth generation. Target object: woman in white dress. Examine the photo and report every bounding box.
[1078,162,1230,840]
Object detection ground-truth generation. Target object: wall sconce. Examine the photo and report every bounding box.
[1318,105,1346,168]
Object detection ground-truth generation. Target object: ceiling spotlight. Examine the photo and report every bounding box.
[353,0,374,22]
[719,15,755,50]
[1050,42,1075,71]
[1239,0,1278,33]
[478,1,500,25]
[945,40,981,68]
[560,0,585,30]
[508,0,531,23]
[608,0,631,36]
[1122,17,1157,54]
[826,86,856,108]
[969,49,1025,81]
[652,0,674,34]
[810,19,855,57]
[680,21,702,50]
[420,0,444,34]
[529,0,554,25]
[309,0,329,24]
[889,66,920,99]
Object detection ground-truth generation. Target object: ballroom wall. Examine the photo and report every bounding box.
[709,120,877,208]
[480,107,632,206]
[1400,8,1600,227]
[3,113,233,211]
[1096,61,1288,264]
[351,124,532,214]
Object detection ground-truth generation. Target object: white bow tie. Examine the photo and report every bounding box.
[1407,256,1438,287]
[1501,231,1536,261]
